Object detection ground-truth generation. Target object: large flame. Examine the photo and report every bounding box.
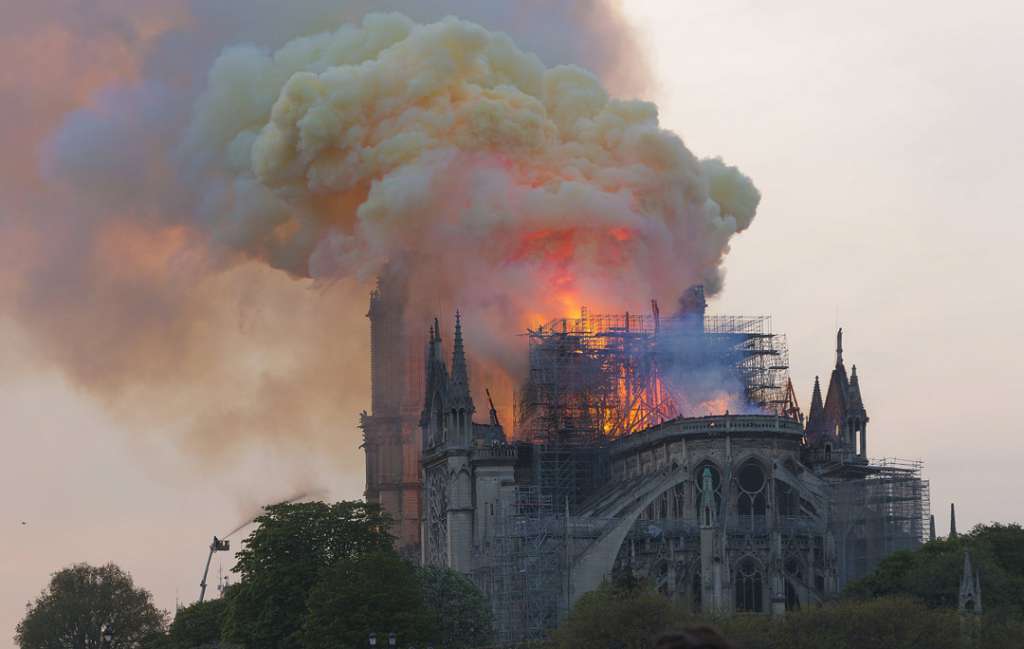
[513,306,760,442]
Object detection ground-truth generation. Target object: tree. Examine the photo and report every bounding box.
[979,616,1024,649]
[846,523,1024,616]
[697,597,961,649]
[302,551,434,649]
[552,578,681,649]
[552,580,968,649]
[417,566,494,649]
[166,588,235,649]
[766,596,960,649]
[16,563,167,649]
[220,501,393,649]
[970,523,1024,582]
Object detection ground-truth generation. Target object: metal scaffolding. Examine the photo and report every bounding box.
[702,315,792,416]
[515,307,793,448]
[477,486,568,643]
[828,458,931,586]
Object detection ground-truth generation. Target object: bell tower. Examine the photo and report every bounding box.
[360,267,424,555]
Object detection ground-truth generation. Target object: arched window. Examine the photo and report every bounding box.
[671,483,686,519]
[735,557,763,613]
[850,418,864,454]
[694,462,722,518]
[735,460,767,529]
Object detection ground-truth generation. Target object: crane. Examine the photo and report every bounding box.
[198,536,230,603]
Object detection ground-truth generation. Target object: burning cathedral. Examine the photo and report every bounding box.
[361,281,930,642]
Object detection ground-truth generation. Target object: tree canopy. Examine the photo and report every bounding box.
[715,596,961,649]
[302,551,434,649]
[552,576,682,649]
[221,501,393,649]
[164,590,234,649]
[16,563,167,649]
[417,565,494,649]
[124,500,496,649]
[846,523,1024,617]
[554,586,966,649]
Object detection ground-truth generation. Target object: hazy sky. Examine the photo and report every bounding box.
[2,1,1023,645]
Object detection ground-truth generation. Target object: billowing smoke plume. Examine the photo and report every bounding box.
[180,12,759,380]
[0,2,756,464]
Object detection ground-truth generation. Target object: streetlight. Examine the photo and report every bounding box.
[369,633,377,649]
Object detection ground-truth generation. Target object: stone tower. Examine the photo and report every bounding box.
[360,269,425,555]
[805,329,869,462]
[420,313,483,572]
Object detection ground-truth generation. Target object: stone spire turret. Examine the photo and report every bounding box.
[420,318,449,439]
[959,550,982,614]
[847,364,869,457]
[847,366,865,413]
[448,311,474,414]
[929,514,936,542]
[805,376,826,439]
[950,503,958,539]
[804,329,871,461]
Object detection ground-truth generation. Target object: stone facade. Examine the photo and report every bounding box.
[569,414,838,615]
[410,317,928,640]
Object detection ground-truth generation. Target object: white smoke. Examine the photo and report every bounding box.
[181,12,759,368]
[4,1,756,457]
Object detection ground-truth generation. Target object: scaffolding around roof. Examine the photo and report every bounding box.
[514,306,794,448]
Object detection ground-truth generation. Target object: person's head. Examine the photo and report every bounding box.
[655,627,736,649]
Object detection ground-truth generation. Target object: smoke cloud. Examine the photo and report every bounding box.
[179,11,758,382]
[0,1,756,462]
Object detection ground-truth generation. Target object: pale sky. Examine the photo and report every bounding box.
[2,2,1023,646]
